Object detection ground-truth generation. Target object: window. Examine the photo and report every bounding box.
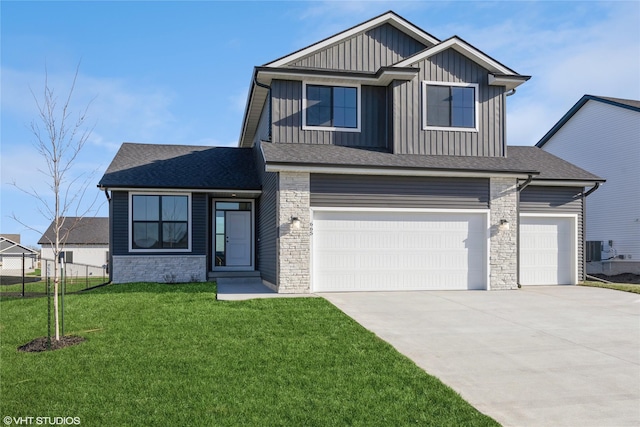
[423,82,478,131]
[131,194,189,250]
[303,83,360,131]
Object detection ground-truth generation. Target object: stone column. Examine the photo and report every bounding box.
[277,172,311,293]
[489,177,518,290]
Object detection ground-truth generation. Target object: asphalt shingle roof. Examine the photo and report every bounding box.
[98,143,260,190]
[260,142,603,182]
[38,217,109,245]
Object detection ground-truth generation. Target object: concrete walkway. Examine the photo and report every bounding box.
[321,286,640,427]
[216,277,314,301]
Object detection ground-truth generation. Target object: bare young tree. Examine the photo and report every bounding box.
[11,64,99,341]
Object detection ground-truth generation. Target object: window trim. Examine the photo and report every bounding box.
[302,81,361,132]
[422,81,479,132]
[128,192,192,253]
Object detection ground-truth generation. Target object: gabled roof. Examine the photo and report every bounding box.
[536,95,640,148]
[265,11,440,68]
[98,143,261,191]
[0,237,38,255]
[259,142,602,183]
[38,217,109,246]
[240,11,529,148]
[394,35,519,76]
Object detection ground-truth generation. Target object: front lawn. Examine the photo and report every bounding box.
[0,282,497,426]
[580,281,640,294]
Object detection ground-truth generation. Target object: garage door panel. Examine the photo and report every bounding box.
[313,210,487,292]
[520,216,576,286]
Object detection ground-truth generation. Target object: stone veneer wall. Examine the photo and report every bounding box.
[112,255,207,284]
[277,172,311,293]
[489,177,518,290]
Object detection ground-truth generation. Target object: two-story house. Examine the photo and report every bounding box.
[98,11,603,292]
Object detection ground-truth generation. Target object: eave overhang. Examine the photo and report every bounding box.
[489,73,531,91]
[255,66,419,87]
[264,162,539,180]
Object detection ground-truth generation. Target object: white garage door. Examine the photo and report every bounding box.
[312,210,488,292]
[520,215,576,285]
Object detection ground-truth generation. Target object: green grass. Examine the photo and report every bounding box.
[0,277,107,296]
[580,281,640,294]
[0,282,498,426]
[26,268,42,276]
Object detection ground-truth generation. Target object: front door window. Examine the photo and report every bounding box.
[214,201,252,267]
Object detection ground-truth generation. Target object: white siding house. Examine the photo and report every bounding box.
[39,217,109,278]
[537,95,640,275]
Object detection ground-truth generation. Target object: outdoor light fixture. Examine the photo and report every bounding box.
[499,219,510,231]
[291,217,301,229]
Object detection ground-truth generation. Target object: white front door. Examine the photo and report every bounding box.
[225,211,251,266]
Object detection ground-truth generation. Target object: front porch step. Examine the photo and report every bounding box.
[208,270,261,280]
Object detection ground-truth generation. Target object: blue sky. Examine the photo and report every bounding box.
[2,0,639,246]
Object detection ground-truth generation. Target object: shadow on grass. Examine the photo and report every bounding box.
[85,282,217,295]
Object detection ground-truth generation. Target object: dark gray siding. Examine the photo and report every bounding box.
[112,191,129,256]
[311,174,489,209]
[253,101,271,145]
[191,193,207,256]
[392,49,505,157]
[291,24,428,72]
[254,145,278,285]
[271,80,388,149]
[520,186,585,279]
[111,190,207,257]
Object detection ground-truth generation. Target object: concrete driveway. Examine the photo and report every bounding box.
[321,286,640,427]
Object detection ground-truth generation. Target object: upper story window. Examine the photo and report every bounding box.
[422,81,478,132]
[130,194,190,251]
[302,82,361,132]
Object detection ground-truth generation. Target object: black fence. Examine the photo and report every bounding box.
[0,254,108,297]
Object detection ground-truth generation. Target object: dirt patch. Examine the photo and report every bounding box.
[18,335,86,352]
[590,273,640,284]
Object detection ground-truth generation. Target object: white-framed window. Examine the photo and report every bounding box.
[422,81,478,132]
[302,82,361,132]
[129,193,191,252]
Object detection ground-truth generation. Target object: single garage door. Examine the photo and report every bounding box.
[520,215,576,285]
[312,210,488,292]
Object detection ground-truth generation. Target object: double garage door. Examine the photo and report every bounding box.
[311,211,577,292]
[312,210,488,292]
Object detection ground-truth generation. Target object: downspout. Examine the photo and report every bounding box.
[103,189,111,202]
[581,182,601,197]
[515,174,533,288]
[517,174,533,191]
[254,75,272,141]
[506,88,516,97]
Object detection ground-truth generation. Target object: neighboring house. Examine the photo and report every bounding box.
[536,95,640,275]
[99,11,603,292]
[0,235,37,270]
[38,217,109,277]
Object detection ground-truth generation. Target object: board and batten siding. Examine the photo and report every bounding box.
[271,80,388,149]
[253,100,271,145]
[110,191,207,257]
[519,186,585,279]
[254,145,278,285]
[392,49,505,157]
[310,174,489,209]
[290,23,428,72]
[540,101,640,261]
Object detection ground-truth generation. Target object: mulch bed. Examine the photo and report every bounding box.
[590,273,640,284]
[18,336,86,352]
